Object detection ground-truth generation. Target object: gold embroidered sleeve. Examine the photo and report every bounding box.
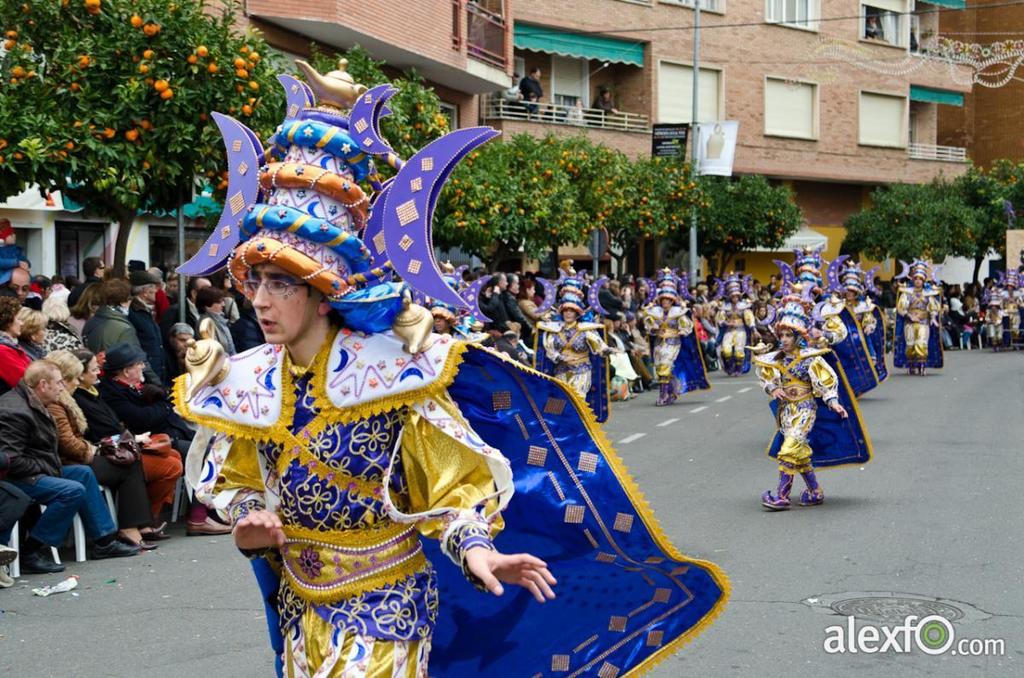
[755,363,781,395]
[808,356,840,403]
[896,292,909,316]
[213,438,268,523]
[399,411,504,542]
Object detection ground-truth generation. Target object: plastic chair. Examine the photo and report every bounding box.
[39,503,87,563]
[7,522,62,579]
[99,485,117,530]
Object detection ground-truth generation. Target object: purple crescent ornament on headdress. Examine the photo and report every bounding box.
[459,276,493,322]
[349,84,399,157]
[382,126,499,310]
[534,276,558,316]
[179,113,262,276]
[824,255,849,294]
[278,75,314,121]
[587,276,611,316]
[774,260,796,288]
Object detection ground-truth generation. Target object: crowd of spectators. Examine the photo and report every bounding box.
[0,257,257,585]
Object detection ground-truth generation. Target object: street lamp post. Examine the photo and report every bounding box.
[689,0,701,283]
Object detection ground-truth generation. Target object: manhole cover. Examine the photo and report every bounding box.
[803,591,990,624]
[830,597,964,623]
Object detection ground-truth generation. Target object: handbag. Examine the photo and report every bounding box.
[142,433,175,459]
[97,433,140,467]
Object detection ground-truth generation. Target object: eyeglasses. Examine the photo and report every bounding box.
[241,277,307,298]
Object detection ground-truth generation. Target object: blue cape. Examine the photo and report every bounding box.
[767,352,873,469]
[670,333,711,394]
[830,308,880,397]
[893,315,943,368]
[867,307,889,383]
[534,327,612,423]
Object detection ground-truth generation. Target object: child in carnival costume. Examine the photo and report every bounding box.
[0,219,29,286]
[640,268,709,406]
[534,276,616,422]
[838,262,888,383]
[174,61,728,676]
[894,259,943,374]
[714,272,755,376]
[981,288,1005,351]
[753,288,872,511]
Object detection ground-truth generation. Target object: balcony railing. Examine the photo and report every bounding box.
[482,96,651,133]
[908,143,967,162]
[466,1,508,69]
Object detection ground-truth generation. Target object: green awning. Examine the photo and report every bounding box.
[910,85,964,106]
[917,0,965,8]
[513,24,644,67]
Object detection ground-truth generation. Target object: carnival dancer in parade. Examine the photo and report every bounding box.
[982,288,1005,350]
[838,263,887,382]
[894,259,943,374]
[996,269,1022,348]
[753,289,872,511]
[715,273,755,376]
[534,277,617,422]
[173,61,727,676]
[815,258,883,396]
[640,268,710,405]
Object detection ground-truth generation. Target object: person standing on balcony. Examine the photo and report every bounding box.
[594,88,620,118]
[519,67,543,118]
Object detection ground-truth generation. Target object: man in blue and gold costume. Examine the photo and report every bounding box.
[640,269,709,405]
[894,259,943,375]
[174,61,728,676]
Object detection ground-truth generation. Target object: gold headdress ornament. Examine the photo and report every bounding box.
[294,59,368,110]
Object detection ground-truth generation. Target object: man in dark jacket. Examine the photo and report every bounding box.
[1,361,138,573]
[66,256,105,308]
[127,269,167,385]
[500,274,534,346]
[0,453,31,578]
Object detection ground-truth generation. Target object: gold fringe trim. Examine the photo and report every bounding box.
[464,344,731,673]
[282,521,409,548]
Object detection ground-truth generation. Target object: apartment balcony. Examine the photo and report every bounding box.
[483,96,650,132]
[908,143,967,163]
[246,0,511,94]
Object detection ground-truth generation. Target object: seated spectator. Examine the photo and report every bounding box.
[7,266,31,304]
[195,286,237,355]
[0,297,32,394]
[72,349,181,537]
[148,267,171,322]
[16,307,48,361]
[83,279,140,355]
[42,293,84,354]
[165,323,196,381]
[0,455,32,586]
[98,343,229,535]
[45,350,157,549]
[68,282,103,337]
[1,361,138,574]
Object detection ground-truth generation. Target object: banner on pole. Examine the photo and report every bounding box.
[651,124,689,158]
[694,121,739,176]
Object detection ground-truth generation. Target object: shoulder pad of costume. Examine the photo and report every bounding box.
[577,322,605,331]
[752,350,782,367]
[321,330,465,418]
[798,347,831,359]
[175,343,285,435]
[537,321,563,332]
[667,306,685,319]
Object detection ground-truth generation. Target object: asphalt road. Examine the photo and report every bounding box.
[1,351,1022,677]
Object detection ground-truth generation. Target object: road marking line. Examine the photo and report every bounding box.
[715,395,732,403]
[738,387,752,393]
[656,418,679,428]
[619,433,646,445]
[689,406,707,413]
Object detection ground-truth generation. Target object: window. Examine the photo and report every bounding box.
[764,77,817,139]
[658,62,722,123]
[862,1,908,47]
[550,55,588,108]
[439,102,459,130]
[766,0,817,29]
[859,91,906,147]
[514,55,526,81]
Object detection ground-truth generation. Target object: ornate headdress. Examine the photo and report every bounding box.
[776,245,826,293]
[178,60,498,353]
[654,268,682,304]
[557,279,588,316]
[1003,269,1020,290]
[774,285,816,337]
[839,261,866,295]
[721,272,745,299]
[895,259,940,287]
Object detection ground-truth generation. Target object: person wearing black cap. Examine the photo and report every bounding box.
[128,269,167,385]
[99,343,229,535]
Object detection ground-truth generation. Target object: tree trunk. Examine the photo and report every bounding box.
[717,251,735,278]
[111,206,135,279]
[972,255,984,286]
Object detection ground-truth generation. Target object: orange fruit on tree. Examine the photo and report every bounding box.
[13,152,24,160]
[240,45,249,54]
[139,119,152,130]
[187,54,197,64]
[144,77,154,86]
[248,80,259,91]
[138,63,149,74]
[233,57,246,69]
[84,0,101,8]
[3,39,14,50]
[77,55,91,68]
[70,82,81,92]
[143,23,160,37]
[160,87,173,100]
[103,127,115,139]
[125,129,139,142]
[65,141,75,150]
[207,62,218,74]
[241,104,252,116]
[142,160,151,170]
[153,79,169,92]
[142,49,154,60]
[196,45,208,57]
[248,52,260,62]
[235,68,248,78]
[130,14,143,28]
[234,84,243,93]
[198,112,208,121]
[10,66,26,78]
[4,30,16,38]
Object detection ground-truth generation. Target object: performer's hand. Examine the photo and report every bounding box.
[828,400,849,419]
[465,547,557,603]
[771,388,786,401]
[233,510,285,550]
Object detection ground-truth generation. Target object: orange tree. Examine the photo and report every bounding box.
[670,174,802,277]
[590,154,702,272]
[0,0,283,275]
[434,133,590,266]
